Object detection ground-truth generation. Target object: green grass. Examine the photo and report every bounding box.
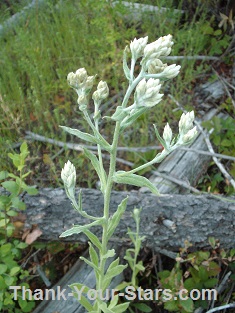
[0,0,233,189]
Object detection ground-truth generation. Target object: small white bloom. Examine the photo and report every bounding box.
[135,78,163,107]
[67,68,88,90]
[130,36,148,60]
[61,160,76,189]
[147,59,167,74]
[143,34,173,60]
[163,123,173,147]
[162,64,181,79]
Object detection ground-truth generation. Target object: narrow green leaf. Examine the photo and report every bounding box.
[120,107,147,131]
[69,282,90,294]
[112,302,130,313]
[153,124,167,149]
[83,148,106,184]
[60,126,111,151]
[102,249,115,260]
[107,258,120,271]
[107,197,128,240]
[72,293,93,312]
[60,125,98,144]
[83,229,102,250]
[111,106,128,122]
[88,242,99,267]
[80,256,100,274]
[60,219,104,238]
[123,46,131,81]
[99,302,115,313]
[113,171,160,195]
[103,265,127,290]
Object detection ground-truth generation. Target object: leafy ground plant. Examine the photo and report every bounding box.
[60,35,197,313]
[0,142,37,312]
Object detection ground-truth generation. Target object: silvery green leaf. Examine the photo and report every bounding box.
[60,125,111,151]
[123,46,131,81]
[69,283,94,311]
[107,197,128,240]
[103,264,127,290]
[113,171,160,195]
[112,302,130,313]
[83,229,102,250]
[99,302,115,313]
[101,249,115,260]
[59,219,104,238]
[107,258,120,271]
[60,125,98,144]
[80,255,100,274]
[73,294,93,311]
[83,148,106,185]
[153,124,168,149]
[88,242,99,267]
[120,107,147,131]
[111,106,127,122]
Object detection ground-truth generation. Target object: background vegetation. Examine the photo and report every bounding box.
[0,0,234,192]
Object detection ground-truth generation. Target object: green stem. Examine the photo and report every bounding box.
[96,121,121,312]
[120,148,171,176]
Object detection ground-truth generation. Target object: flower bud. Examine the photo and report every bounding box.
[147,59,167,74]
[75,68,88,85]
[77,94,88,111]
[179,111,195,134]
[67,68,88,90]
[97,81,109,99]
[85,75,95,94]
[61,160,76,190]
[92,81,109,103]
[162,64,181,79]
[182,126,198,144]
[67,72,78,89]
[130,36,148,60]
[163,123,173,147]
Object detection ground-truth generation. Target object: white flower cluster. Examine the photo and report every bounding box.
[67,68,109,111]
[130,34,180,78]
[159,111,197,150]
[135,78,163,108]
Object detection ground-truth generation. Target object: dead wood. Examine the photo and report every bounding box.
[23,188,235,251]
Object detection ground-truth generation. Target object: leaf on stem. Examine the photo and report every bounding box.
[83,148,107,185]
[59,219,104,238]
[83,229,102,250]
[123,46,131,81]
[107,197,128,240]
[60,126,100,145]
[113,171,160,195]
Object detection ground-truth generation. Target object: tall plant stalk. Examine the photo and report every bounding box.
[60,35,198,313]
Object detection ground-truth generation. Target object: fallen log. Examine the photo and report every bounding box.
[23,188,235,251]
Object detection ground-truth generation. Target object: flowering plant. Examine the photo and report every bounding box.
[60,35,197,313]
